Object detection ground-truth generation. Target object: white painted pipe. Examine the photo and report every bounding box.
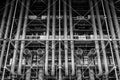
[0,0,16,71]
[11,0,25,75]
[89,0,103,76]
[103,0,120,74]
[64,0,68,76]
[18,0,30,75]
[45,0,50,75]
[94,0,109,76]
[0,0,9,38]
[51,0,56,76]
[69,0,75,76]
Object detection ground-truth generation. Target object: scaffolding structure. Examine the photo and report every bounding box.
[0,0,120,80]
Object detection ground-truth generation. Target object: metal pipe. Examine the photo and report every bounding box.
[77,69,82,80]
[101,0,119,79]
[109,0,120,45]
[0,0,9,38]
[89,69,95,80]
[89,0,103,76]
[38,69,43,80]
[103,0,120,72]
[1,0,18,79]
[11,0,25,75]
[58,0,62,79]
[69,0,75,76]
[4,38,120,41]
[18,0,30,75]
[26,58,31,80]
[45,0,50,75]
[64,0,68,76]
[51,0,56,76]
[94,0,109,77]
[0,0,16,71]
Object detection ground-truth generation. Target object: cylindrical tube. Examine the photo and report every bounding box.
[64,0,68,76]
[18,0,30,75]
[45,0,50,75]
[77,69,82,80]
[109,0,120,44]
[103,0,120,72]
[89,0,103,76]
[38,69,43,80]
[11,0,24,74]
[51,0,56,76]
[89,69,95,80]
[69,0,75,76]
[94,0,109,76]
[0,0,16,71]
[0,0,9,38]
[58,0,62,79]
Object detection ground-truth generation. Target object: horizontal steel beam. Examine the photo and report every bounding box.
[0,39,120,41]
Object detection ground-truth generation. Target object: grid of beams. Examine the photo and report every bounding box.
[0,0,120,80]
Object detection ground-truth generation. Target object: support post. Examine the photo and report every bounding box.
[89,0,103,76]
[51,0,56,76]
[45,0,50,75]
[18,0,30,75]
[11,0,25,75]
[0,0,16,71]
[0,0,9,38]
[103,0,120,73]
[64,0,68,76]
[69,0,75,76]
[94,0,109,78]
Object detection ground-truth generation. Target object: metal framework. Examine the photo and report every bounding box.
[0,0,120,80]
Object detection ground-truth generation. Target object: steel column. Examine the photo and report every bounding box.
[51,0,56,76]
[11,0,25,75]
[45,0,50,75]
[103,0,120,73]
[89,0,103,76]
[64,0,68,76]
[38,69,44,80]
[77,69,82,80]
[18,0,30,75]
[94,0,109,77]
[89,69,95,80]
[69,0,75,76]
[26,58,31,80]
[0,0,9,38]
[58,0,62,79]
[109,0,120,45]
[0,0,16,71]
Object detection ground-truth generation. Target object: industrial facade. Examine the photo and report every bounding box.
[0,0,120,80]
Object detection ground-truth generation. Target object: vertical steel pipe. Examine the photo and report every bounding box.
[103,0,120,72]
[89,0,103,76]
[26,60,31,80]
[89,69,95,80]
[69,0,75,76]
[101,0,119,79]
[18,0,30,75]
[38,69,43,80]
[77,69,82,80]
[64,0,68,76]
[11,0,25,74]
[109,0,120,44]
[0,0,16,71]
[45,0,50,75]
[109,0,120,74]
[0,0,9,38]
[58,0,62,79]
[94,0,109,77]
[51,0,56,76]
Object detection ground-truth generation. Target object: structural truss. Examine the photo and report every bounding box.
[0,0,120,80]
